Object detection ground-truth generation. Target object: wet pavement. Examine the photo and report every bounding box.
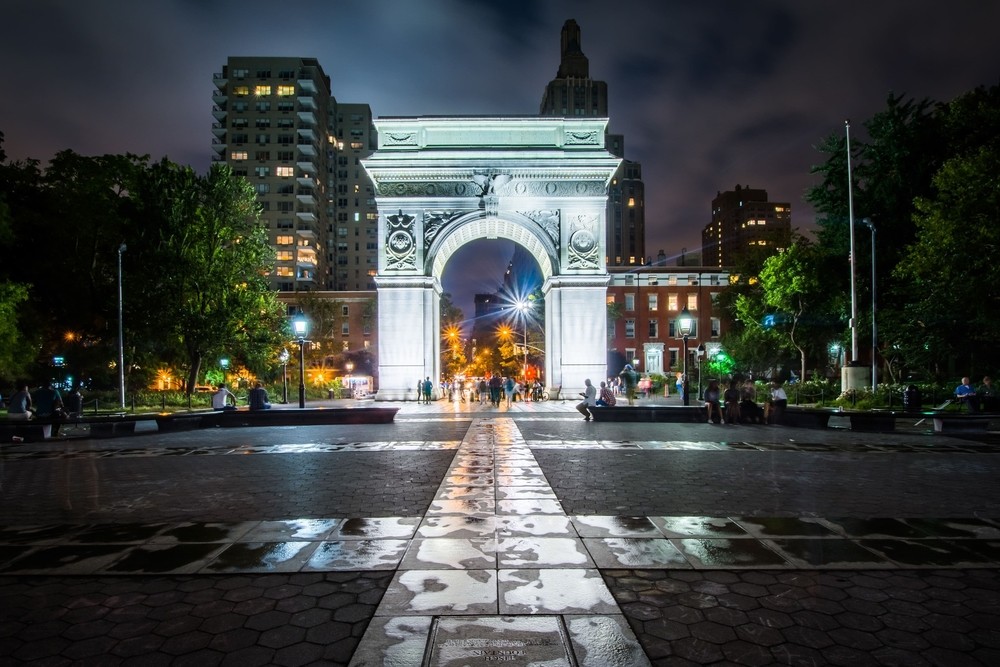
[1,399,999,665]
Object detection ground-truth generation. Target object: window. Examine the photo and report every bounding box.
[255,118,271,128]
[255,101,271,112]
[233,85,250,97]
[625,348,636,364]
[276,251,293,261]
[341,321,350,335]
[254,166,270,178]
[276,201,293,212]
[231,68,248,78]
[276,235,294,245]
[255,69,271,78]
[276,266,293,277]
[232,101,248,112]
[625,319,635,339]
[277,118,294,128]
[648,320,658,338]
[277,85,295,96]
[277,101,294,112]
[276,166,294,177]
[648,294,658,311]
[254,151,270,161]
[669,348,679,369]
[624,294,635,311]
[667,294,678,310]
[254,85,271,96]
[711,318,721,337]
[254,183,269,194]
[230,151,247,161]
[687,294,698,311]
[255,133,270,144]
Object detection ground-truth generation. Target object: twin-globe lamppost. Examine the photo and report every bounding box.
[279,348,290,404]
[514,300,532,383]
[117,243,127,409]
[293,317,309,408]
[677,306,693,406]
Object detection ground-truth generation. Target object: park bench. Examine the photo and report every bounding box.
[589,406,706,423]
[929,413,993,433]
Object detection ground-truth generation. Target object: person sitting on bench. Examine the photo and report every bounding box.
[955,377,980,413]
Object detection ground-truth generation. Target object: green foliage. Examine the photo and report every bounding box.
[0,282,30,378]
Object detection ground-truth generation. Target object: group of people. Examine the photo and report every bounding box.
[419,375,546,407]
[954,376,996,413]
[702,379,783,424]
[211,382,272,411]
[2,382,84,436]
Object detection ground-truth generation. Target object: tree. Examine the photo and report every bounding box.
[894,144,1000,375]
[758,242,843,381]
[127,160,285,392]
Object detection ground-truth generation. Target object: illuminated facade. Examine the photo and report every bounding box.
[539,19,645,266]
[363,116,620,400]
[701,184,791,268]
[606,266,730,378]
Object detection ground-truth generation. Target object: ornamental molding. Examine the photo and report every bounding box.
[384,210,416,271]
[566,213,600,269]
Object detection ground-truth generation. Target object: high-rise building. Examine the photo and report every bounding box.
[701,185,791,268]
[212,57,332,291]
[539,19,645,267]
[328,102,378,291]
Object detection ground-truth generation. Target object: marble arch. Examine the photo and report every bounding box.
[362,116,621,400]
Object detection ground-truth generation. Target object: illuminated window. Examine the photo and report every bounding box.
[276,166,293,177]
[350,142,364,149]
[606,295,616,305]
[254,85,271,96]
[276,235,294,245]
[276,266,293,277]
[627,197,635,207]
[276,251,293,261]
[233,85,250,96]
[687,294,698,311]
[667,294,678,310]
[277,85,295,96]
[230,151,248,161]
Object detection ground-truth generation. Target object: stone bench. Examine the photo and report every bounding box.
[0,420,52,441]
[158,406,399,430]
[781,408,834,429]
[931,414,993,433]
[589,406,706,423]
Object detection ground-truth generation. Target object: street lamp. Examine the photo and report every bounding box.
[279,348,290,404]
[220,358,229,386]
[677,306,693,405]
[293,316,309,408]
[346,361,355,398]
[696,343,706,400]
[117,243,126,409]
[515,300,531,384]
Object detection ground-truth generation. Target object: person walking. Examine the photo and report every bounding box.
[576,379,597,420]
[619,364,639,405]
[503,376,515,408]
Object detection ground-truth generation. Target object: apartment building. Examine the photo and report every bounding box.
[702,184,791,268]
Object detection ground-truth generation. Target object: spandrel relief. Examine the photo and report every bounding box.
[385,210,417,271]
[566,213,600,269]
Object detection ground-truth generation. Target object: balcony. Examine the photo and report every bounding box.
[213,72,228,88]
[297,141,316,157]
[296,210,317,222]
[211,123,226,137]
[212,105,228,120]
[297,95,315,110]
[296,227,317,240]
[212,92,227,106]
[296,188,316,204]
[297,76,317,93]
[297,125,317,143]
[296,160,317,174]
[211,140,227,154]
[296,175,315,187]
[296,109,316,125]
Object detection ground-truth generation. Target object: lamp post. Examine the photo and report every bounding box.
[696,344,706,400]
[677,306,693,405]
[515,300,531,384]
[220,358,229,386]
[117,243,126,409]
[279,348,290,404]
[861,218,877,392]
[346,361,354,398]
[293,317,309,408]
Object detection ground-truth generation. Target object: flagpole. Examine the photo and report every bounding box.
[845,120,859,363]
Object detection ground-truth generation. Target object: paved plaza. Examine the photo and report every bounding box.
[1,399,999,665]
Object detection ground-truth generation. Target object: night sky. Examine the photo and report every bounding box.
[3,0,998,311]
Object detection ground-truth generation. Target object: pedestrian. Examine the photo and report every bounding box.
[6,383,33,420]
[954,377,979,413]
[422,377,433,403]
[723,380,741,424]
[33,382,66,436]
[576,379,597,420]
[764,380,788,424]
[248,382,271,410]
[212,383,237,410]
[704,379,723,424]
[504,376,515,407]
[489,375,502,406]
[65,384,84,418]
[596,381,616,407]
[978,376,997,412]
[478,378,488,404]
[619,364,639,405]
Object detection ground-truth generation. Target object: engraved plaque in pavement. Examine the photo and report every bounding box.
[427,615,574,666]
